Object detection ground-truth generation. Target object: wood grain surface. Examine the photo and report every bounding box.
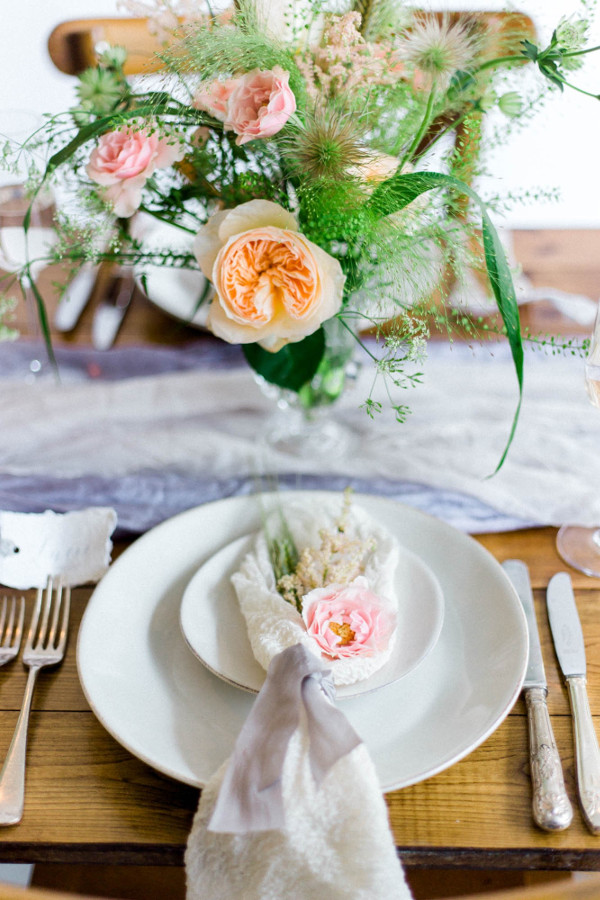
[0,532,597,868]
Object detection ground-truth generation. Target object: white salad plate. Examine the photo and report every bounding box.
[77,492,528,791]
[132,216,211,328]
[179,533,445,699]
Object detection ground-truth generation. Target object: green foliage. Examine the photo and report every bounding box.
[367,169,524,466]
[243,328,326,391]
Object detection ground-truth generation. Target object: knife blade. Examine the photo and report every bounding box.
[54,262,99,332]
[91,267,135,351]
[502,560,572,831]
[547,571,600,834]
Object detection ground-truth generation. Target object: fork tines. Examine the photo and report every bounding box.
[0,596,25,664]
[26,577,70,655]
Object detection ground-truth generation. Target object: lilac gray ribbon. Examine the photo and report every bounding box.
[207,643,362,834]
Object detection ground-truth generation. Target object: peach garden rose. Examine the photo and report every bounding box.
[86,127,185,218]
[301,577,397,660]
[194,199,345,350]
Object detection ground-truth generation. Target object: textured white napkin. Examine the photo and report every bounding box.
[1,341,599,528]
[185,645,412,900]
[0,507,117,588]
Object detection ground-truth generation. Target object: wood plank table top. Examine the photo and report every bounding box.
[1,230,600,871]
[0,530,598,870]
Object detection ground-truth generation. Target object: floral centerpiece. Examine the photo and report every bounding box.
[2,1,599,464]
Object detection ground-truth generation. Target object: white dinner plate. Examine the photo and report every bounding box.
[77,492,528,791]
[179,533,445,699]
[132,215,211,328]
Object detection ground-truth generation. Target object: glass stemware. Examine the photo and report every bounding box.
[556,302,600,576]
[0,110,55,376]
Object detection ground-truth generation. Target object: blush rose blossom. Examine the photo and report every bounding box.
[225,66,296,145]
[193,78,238,123]
[194,199,345,351]
[301,578,397,660]
[193,67,296,145]
[86,127,185,218]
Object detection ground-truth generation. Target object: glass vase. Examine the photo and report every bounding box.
[257,318,361,459]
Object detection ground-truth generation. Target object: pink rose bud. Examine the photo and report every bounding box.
[86,127,184,218]
[302,578,397,659]
[224,66,296,145]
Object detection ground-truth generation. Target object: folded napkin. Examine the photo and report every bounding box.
[232,497,400,686]
[185,644,411,900]
[0,507,117,588]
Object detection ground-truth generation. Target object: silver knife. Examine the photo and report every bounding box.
[54,262,98,332]
[91,268,135,351]
[547,571,600,834]
[502,561,572,831]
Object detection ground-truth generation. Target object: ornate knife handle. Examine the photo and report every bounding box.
[525,688,573,831]
[566,675,600,834]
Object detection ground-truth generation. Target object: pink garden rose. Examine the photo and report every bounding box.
[194,67,296,146]
[194,199,345,351]
[301,578,397,660]
[86,127,185,218]
[193,78,238,123]
[225,66,296,145]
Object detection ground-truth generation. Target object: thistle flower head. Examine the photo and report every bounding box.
[282,108,369,181]
[76,68,124,113]
[402,14,481,91]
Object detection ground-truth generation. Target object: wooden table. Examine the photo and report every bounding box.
[2,231,600,895]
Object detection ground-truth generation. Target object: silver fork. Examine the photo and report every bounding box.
[0,577,70,825]
[0,597,25,666]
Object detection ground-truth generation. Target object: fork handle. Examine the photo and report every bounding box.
[0,666,40,826]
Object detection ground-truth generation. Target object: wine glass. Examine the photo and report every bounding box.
[556,302,600,576]
[0,110,56,375]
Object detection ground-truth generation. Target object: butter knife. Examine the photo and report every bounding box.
[91,268,135,350]
[547,571,600,834]
[54,262,98,332]
[502,560,573,831]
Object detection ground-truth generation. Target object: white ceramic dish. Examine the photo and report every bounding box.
[179,532,445,699]
[77,492,528,791]
[132,216,210,328]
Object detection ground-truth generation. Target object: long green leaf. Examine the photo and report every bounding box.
[368,170,523,470]
[26,275,59,378]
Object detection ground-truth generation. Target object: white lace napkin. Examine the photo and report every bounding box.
[0,507,117,588]
[185,644,412,900]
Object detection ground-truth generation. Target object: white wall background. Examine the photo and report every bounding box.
[0,0,599,227]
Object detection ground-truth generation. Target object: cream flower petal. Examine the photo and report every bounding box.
[206,296,269,344]
[193,209,232,277]
[216,200,297,243]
